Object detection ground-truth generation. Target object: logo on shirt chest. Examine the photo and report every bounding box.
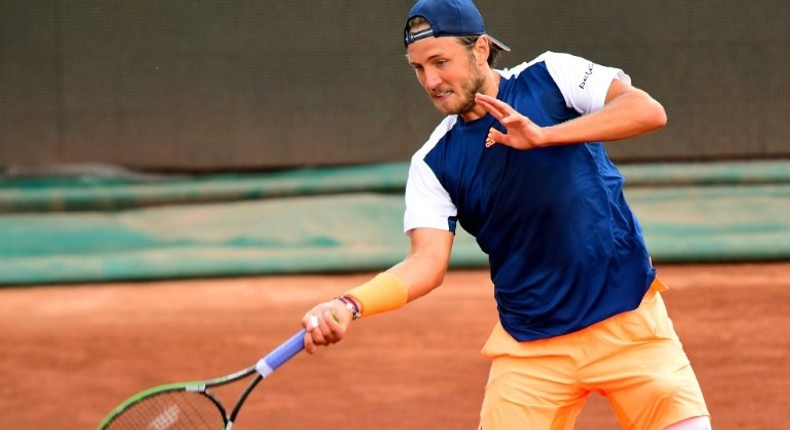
[485,132,495,148]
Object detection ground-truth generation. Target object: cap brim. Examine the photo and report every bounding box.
[487,34,511,52]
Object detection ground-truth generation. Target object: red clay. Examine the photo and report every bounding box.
[2,263,788,429]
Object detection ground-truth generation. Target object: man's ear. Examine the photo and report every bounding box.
[475,36,491,65]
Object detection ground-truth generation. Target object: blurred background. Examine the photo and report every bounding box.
[2,0,788,170]
[1,1,789,285]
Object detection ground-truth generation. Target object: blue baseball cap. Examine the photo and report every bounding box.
[404,0,510,51]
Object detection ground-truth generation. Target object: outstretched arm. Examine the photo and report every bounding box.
[476,78,667,150]
[389,227,455,301]
[302,227,454,353]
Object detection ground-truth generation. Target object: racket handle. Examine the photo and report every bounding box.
[255,329,306,377]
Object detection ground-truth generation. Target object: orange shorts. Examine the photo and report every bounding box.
[479,278,709,430]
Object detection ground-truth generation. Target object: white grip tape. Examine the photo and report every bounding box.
[255,359,274,378]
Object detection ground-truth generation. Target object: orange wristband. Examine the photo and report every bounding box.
[344,272,408,317]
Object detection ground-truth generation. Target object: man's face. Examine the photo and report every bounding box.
[406,29,486,117]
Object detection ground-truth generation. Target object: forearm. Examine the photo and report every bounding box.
[387,250,448,302]
[302,229,451,352]
[343,228,452,317]
[342,251,448,319]
[542,88,667,146]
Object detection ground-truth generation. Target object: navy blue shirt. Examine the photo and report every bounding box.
[404,52,656,341]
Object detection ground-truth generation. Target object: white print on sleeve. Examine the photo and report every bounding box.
[540,51,632,115]
[578,62,595,90]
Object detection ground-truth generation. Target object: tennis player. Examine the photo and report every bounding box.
[302,0,711,428]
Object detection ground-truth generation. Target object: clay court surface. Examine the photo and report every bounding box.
[2,262,789,429]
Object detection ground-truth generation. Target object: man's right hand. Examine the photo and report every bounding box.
[301,299,353,353]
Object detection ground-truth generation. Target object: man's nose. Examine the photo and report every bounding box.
[423,69,442,90]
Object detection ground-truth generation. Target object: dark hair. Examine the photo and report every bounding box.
[458,35,501,67]
[405,16,502,67]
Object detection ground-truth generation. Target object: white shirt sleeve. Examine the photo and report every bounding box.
[403,120,458,234]
[541,51,631,114]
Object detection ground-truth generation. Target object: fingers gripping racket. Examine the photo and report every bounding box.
[97,329,306,430]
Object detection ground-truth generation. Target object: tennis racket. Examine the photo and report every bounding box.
[97,328,306,430]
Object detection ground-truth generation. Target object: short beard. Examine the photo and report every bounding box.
[436,60,487,116]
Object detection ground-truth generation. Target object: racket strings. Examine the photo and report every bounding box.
[103,391,224,430]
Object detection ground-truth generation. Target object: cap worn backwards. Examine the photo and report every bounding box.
[404,0,510,51]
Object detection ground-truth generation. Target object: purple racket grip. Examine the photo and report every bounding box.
[254,329,306,377]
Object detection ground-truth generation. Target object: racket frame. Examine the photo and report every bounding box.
[97,329,305,430]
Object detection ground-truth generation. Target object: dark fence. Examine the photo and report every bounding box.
[1,1,788,171]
